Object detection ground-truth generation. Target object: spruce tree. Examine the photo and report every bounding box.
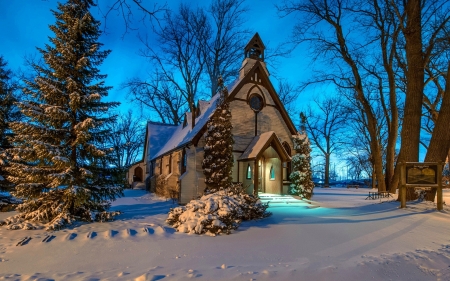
[289,115,314,199]
[4,0,122,230]
[202,77,234,193]
[0,56,20,191]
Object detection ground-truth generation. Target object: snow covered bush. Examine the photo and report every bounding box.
[289,132,314,199]
[166,183,271,236]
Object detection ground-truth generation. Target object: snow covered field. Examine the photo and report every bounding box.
[1,187,450,281]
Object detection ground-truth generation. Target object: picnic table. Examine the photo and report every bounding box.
[365,191,394,200]
[365,191,378,200]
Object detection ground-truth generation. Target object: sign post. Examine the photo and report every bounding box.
[400,162,406,209]
[400,162,443,211]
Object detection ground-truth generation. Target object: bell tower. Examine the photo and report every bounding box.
[240,32,269,79]
[244,32,265,61]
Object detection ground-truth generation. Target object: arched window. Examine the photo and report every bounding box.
[246,164,252,179]
[282,142,292,181]
[270,165,275,180]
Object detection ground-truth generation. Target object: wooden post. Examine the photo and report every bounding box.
[253,159,259,196]
[400,162,406,208]
[279,160,283,194]
[437,162,443,211]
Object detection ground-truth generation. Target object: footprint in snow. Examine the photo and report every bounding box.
[134,273,167,281]
[86,232,97,239]
[105,230,119,238]
[143,227,155,234]
[42,235,56,243]
[65,233,77,240]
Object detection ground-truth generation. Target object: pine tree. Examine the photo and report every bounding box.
[4,0,122,230]
[202,77,234,193]
[289,115,314,199]
[0,56,20,191]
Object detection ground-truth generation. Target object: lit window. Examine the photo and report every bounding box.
[270,165,275,180]
[246,164,252,179]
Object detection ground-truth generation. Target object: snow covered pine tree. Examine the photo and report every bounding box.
[0,56,20,191]
[289,116,314,199]
[202,77,234,193]
[3,0,122,230]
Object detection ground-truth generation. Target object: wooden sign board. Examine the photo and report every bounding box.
[405,163,438,186]
[400,162,443,210]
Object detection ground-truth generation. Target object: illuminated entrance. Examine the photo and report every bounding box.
[238,131,290,195]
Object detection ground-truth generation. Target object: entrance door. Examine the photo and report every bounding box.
[134,167,143,182]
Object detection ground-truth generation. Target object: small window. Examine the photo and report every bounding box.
[181,149,187,174]
[270,165,275,180]
[150,161,155,177]
[168,154,172,174]
[246,164,252,179]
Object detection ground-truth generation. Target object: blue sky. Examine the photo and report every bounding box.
[0,0,314,116]
[1,0,353,175]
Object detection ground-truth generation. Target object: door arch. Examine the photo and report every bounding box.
[134,167,143,182]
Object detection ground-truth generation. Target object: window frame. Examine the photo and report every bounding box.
[246,164,252,179]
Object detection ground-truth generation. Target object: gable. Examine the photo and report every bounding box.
[228,60,297,135]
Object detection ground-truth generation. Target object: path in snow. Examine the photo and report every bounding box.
[0,188,450,280]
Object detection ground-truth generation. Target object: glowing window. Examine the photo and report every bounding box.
[246,164,252,179]
[270,165,275,180]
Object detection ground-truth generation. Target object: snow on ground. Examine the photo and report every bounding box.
[1,188,450,280]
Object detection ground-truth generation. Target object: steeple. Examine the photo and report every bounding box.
[240,32,269,79]
[244,32,265,61]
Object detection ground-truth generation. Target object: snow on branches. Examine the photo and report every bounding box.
[202,77,234,192]
[166,183,271,236]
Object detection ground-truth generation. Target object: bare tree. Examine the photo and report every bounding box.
[277,0,450,197]
[107,110,145,171]
[99,0,168,36]
[123,72,186,125]
[125,0,250,126]
[277,0,389,192]
[302,96,349,187]
[137,4,207,127]
[277,79,300,116]
[198,0,250,96]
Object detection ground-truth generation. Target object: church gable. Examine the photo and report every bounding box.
[228,61,297,136]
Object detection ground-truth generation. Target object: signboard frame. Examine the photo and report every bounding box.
[400,162,443,210]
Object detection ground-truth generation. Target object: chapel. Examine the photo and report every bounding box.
[128,33,303,204]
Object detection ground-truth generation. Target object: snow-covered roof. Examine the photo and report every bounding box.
[238,131,290,162]
[146,122,178,160]
[149,78,242,161]
[149,95,219,161]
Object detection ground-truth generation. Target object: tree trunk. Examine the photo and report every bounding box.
[399,0,424,163]
[394,0,424,201]
[325,153,330,187]
[423,62,450,201]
